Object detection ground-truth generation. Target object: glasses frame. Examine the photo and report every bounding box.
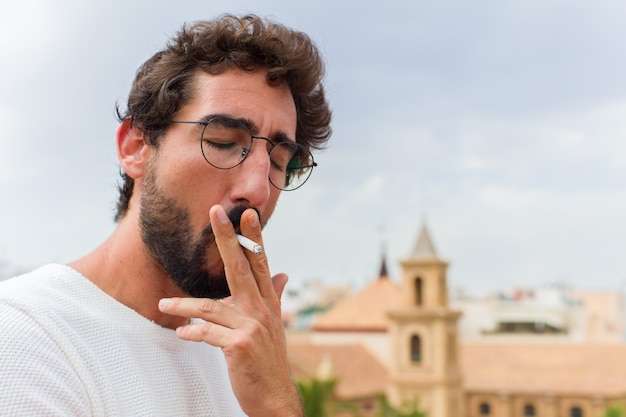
[170,118,317,191]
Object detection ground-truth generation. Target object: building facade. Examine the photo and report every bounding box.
[387,225,464,417]
[287,225,626,417]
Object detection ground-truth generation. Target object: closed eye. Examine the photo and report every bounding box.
[203,140,238,150]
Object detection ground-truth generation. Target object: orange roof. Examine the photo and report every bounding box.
[461,342,626,396]
[288,343,388,399]
[290,341,626,399]
[312,277,402,332]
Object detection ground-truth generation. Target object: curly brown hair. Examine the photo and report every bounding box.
[114,14,332,221]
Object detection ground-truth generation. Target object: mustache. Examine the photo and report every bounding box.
[226,205,262,230]
[200,205,262,244]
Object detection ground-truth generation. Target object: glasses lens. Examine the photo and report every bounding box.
[200,118,251,169]
[269,142,315,191]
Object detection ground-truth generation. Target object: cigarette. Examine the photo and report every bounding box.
[236,234,264,254]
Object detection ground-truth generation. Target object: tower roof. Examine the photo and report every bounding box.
[378,243,389,280]
[412,224,438,259]
[378,255,389,279]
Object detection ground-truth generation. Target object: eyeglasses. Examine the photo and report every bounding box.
[170,117,317,191]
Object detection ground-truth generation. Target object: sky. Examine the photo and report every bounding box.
[1,0,625,295]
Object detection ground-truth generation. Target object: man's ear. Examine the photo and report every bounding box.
[116,119,151,179]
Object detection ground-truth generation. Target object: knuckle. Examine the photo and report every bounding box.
[228,257,253,277]
[250,256,270,275]
[199,298,219,314]
[244,316,270,339]
[200,322,214,339]
[231,330,254,351]
[255,306,274,326]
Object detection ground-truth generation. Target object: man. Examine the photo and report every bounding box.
[0,14,331,416]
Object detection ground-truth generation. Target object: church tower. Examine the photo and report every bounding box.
[387,225,464,417]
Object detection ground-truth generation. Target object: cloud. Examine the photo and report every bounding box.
[1,0,625,297]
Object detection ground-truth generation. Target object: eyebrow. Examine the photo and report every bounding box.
[199,113,296,144]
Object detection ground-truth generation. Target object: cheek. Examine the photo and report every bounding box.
[260,189,281,226]
[156,150,226,222]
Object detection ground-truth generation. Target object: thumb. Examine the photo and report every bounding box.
[271,273,289,300]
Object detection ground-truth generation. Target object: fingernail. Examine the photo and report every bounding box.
[159,298,171,309]
[216,206,229,224]
[249,210,259,228]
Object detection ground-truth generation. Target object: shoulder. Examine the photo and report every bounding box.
[0,263,128,361]
[1,264,74,302]
[0,263,111,320]
[0,264,96,380]
[1,263,82,298]
[0,264,86,370]
[0,297,92,415]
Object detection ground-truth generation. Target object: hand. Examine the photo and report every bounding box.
[158,205,302,417]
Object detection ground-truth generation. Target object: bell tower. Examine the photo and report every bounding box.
[387,225,464,417]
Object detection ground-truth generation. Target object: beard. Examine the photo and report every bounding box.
[139,167,253,299]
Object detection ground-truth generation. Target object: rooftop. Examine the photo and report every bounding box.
[288,343,389,399]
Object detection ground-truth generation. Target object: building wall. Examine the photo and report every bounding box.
[451,288,625,344]
[466,391,625,417]
[309,331,391,367]
[571,290,625,343]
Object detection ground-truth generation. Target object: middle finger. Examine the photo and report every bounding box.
[159,297,242,329]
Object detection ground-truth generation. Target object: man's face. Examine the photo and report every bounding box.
[138,69,297,298]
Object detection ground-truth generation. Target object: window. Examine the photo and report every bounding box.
[479,402,490,416]
[410,334,422,362]
[570,406,583,417]
[415,277,423,306]
[447,332,457,365]
[523,404,536,416]
[361,400,374,412]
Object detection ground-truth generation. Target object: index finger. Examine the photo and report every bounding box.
[208,205,269,300]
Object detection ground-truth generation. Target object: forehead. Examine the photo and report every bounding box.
[180,69,297,137]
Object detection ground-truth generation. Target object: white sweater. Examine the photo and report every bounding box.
[0,264,247,417]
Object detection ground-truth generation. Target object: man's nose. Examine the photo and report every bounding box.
[229,141,273,207]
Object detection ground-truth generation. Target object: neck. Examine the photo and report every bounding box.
[69,217,189,330]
